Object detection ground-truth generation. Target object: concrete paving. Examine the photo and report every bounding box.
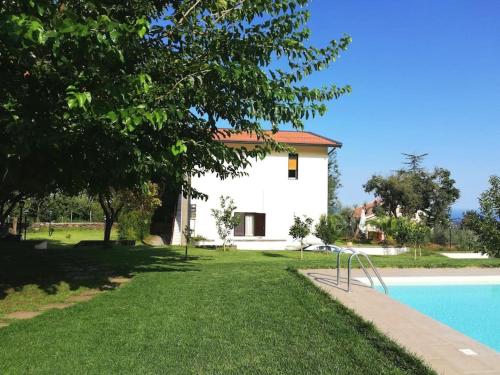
[301,268,500,375]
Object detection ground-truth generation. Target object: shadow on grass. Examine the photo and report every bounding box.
[0,241,201,300]
[261,252,287,258]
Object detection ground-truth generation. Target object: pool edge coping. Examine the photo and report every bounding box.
[301,267,500,375]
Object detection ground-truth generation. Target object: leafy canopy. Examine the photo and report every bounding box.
[462,176,500,257]
[364,154,459,227]
[1,0,351,217]
[289,215,313,242]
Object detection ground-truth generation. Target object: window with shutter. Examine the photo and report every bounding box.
[288,153,298,179]
[233,212,266,237]
[254,213,266,236]
[234,212,245,236]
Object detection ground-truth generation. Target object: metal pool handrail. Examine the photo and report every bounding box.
[329,246,388,295]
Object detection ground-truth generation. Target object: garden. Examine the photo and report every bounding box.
[1,1,499,374]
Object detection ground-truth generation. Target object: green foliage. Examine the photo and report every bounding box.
[1,0,351,234]
[455,229,480,251]
[431,225,449,246]
[289,215,313,259]
[101,183,161,241]
[211,196,240,251]
[327,150,342,214]
[373,216,412,246]
[462,176,500,257]
[375,216,430,259]
[314,214,346,245]
[182,224,194,258]
[289,215,313,243]
[409,222,431,247]
[117,210,151,241]
[364,154,459,227]
[24,193,104,223]
[408,222,430,259]
[338,205,357,240]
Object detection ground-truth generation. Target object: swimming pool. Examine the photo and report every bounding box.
[375,283,500,352]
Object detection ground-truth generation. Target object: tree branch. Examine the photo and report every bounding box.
[177,0,204,26]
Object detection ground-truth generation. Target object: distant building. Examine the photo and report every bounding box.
[353,199,428,241]
[353,198,384,240]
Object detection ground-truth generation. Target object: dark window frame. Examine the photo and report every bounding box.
[233,212,266,237]
[288,153,298,179]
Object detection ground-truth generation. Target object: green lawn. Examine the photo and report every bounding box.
[0,231,498,374]
[26,226,117,244]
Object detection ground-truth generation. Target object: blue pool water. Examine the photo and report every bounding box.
[377,284,500,352]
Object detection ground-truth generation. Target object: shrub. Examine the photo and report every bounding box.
[314,214,345,245]
[455,228,480,251]
[118,210,151,241]
[373,216,412,246]
[431,226,449,246]
[191,235,207,245]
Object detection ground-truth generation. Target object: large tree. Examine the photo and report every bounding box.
[327,149,342,214]
[462,176,500,257]
[364,154,460,227]
[1,1,351,241]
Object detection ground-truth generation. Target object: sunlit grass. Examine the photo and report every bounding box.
[0,229,497,373]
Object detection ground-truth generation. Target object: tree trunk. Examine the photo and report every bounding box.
[0,195,21,225]
[300,240,304,260]
[104,215,114,243]
[98,191,123,246]
[11,216,18,235]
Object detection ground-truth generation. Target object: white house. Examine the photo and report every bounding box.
[171,130,342,250]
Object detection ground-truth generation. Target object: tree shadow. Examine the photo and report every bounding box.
[0,242,203,300]
[261,252,286,258]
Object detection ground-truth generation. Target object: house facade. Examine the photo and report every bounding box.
[171,130,342,250]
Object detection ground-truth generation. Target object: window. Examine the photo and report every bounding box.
[234,213,266,237]
[189,204,197,219]
[288,153,298,179]
[244,214,254,236]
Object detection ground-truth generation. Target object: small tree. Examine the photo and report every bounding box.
[409,222,430,259]
[314,214,346,246]
[289,215,313,259]
[182,224,194,259]
[211,196,240,252]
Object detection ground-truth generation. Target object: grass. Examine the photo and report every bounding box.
[26,226,117,244]
[0,229,498,374]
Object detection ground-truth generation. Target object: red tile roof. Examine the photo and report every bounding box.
[215,130,342,147]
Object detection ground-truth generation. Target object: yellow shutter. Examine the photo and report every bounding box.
[288,157,297,170]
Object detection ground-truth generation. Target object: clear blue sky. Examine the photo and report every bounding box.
[295,0,500,210]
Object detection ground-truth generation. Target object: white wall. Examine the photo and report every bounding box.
[190,145,329,250]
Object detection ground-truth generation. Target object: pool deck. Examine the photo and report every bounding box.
[301,268,500,375]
